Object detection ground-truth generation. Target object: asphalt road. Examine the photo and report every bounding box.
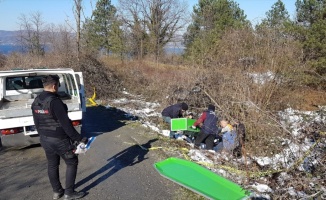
[0,106,181,200]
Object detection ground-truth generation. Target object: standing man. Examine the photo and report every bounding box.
[192,105,218,150]
[32,75,86,200]
[161,102,189,138]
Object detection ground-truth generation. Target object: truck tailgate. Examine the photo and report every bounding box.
[0,99,80,119]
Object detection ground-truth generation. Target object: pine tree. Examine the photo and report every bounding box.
[183,0,249,64]
[295,0,326,76]
[109,20,126,59]
[259,0,290,28]
[82,0,121,55]
[296,0,326,27]
[255,0,293,47]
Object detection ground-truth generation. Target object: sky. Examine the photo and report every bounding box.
[0,0,297,31]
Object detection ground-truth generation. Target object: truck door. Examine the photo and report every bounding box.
[75,72,86,112]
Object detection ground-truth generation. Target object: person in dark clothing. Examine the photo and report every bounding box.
[32,75,86,200]
[192,105,218,150]
[161,102,188,138]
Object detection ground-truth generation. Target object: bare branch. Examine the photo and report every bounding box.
[118,0,188,59]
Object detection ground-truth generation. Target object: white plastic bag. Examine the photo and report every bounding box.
[74,143,87,154]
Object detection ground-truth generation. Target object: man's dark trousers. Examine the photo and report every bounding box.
[40,135,78,195]
[194,131,215,149]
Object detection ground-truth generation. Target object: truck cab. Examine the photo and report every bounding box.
[0,68,85,147]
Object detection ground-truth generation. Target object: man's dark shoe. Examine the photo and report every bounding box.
[53,189,64,199]
[63,191,85,200]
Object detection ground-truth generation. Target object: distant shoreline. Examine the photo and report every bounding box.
[0,44,184,55]
[0,44,24,55]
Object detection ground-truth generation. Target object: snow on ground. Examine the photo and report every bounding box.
[106,90,325,199]
[108,95,160,118]
[252,141,311,169]
[250,107,325,173]
[279,107,325,137]
[248,71,275,85]
[188,149,213,164]
[250,183,273,193]
[141,121,160,132]
[110,98,160,118]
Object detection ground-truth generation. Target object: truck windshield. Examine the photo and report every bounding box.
[6,76,44,90]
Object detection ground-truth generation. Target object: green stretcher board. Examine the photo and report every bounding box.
[171,118,200,132]
[154,157,251,200]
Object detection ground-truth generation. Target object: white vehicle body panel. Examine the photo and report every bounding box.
[0,68,85,147]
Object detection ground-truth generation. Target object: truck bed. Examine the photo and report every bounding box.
[0,95,80,119]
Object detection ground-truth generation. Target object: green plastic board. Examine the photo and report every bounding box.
[171,118,200,132]
[154,157,251,200]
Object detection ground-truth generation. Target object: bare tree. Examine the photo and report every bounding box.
[17,12,46,56]
[74,0,82,60]
[118,0,188,60]
[18,14,33,53]
[45,24,75,58]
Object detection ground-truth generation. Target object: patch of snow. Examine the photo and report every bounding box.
[251,193,271,200]
[253,141,313,169]
[110,98,161,119]
[297,191,308,198]
[142,121,160,132]
[278,108,324,137]
[251,183,273,193]
[122,90,130,95]
[215,169,228,177]
[281,138,291,146]
[248,71,275,85]
[121,88,142,98]
[188,149,213,164]
[218,151,231,161]
[252,107,324,169]
[254,157,272,166]
[288,187,297,196]
[161,130,170,137]
[234,156,252,165]
[113,98,129,104]
[277,172,292,186]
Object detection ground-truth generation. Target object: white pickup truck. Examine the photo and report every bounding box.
[0,68,86,148]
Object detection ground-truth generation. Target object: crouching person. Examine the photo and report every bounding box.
[193,105,218,150]
[161,102,189,138]
[215,119,239,153]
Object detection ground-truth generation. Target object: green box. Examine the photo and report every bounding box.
[171,118,200,132]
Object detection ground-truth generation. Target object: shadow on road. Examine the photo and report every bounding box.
[0,143,42,153]
[76,138,158,192]
[82,106,130,137]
